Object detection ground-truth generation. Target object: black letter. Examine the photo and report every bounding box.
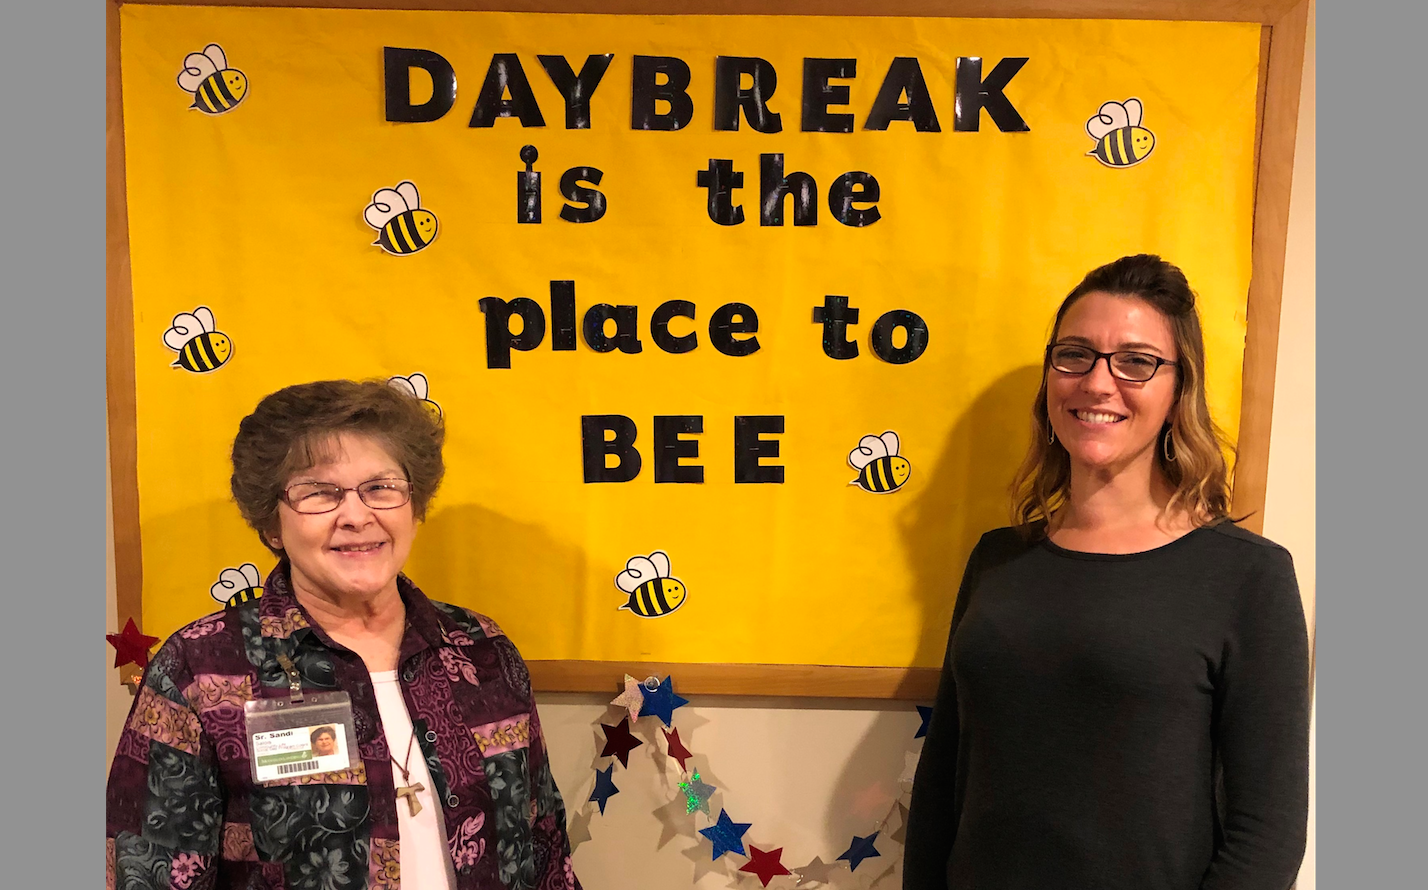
[550,280,577,351]
[801,58,855,133]
[469,54,546,127]
[384,48,457,123]
[828,172,881,227]
[869,309,930,364]
[709,303,760,357]
[696,159,746,226]
[812,295,859,360]
[517,145,540,224]
[734,416,785,484]
[582,304,644,354]
[864,57,941,132]
[559,167,607,223]
[654,416,704,483]
[651,300,698,354]
[582,415,641,483]
[631,55,693,131]
[537,54,614,129]
[713,56,782,133]
[760,154,817,227]
[954,57,1030,132]
[478,296,547,369]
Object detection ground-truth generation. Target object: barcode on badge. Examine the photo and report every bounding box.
[276,760,319,775]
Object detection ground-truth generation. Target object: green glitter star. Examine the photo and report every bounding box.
[677,770,716,815]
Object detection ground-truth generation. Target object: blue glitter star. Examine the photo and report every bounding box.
[638,675,690,727]
[698,809,751,859]
[915,705,934,739]
[588,764,619,815]
[837,831,881,871]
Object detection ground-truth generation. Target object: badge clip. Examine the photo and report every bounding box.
[276,652,304,704]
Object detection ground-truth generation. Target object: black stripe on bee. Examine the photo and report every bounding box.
[199,79,223,113]
[225,587,262,608]
[858,456,902,493]
[213,73,237,108]
[380,211,432,254]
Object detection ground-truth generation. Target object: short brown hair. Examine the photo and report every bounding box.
[231,379,445,554]
[1011,254,1234,534]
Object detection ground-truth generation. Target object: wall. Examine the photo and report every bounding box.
[105,7,1317,888]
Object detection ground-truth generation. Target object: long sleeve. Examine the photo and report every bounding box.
[1198,547,1311,890]
[903,539,984,890]
[527,705,582,890]
[106,634,226,890]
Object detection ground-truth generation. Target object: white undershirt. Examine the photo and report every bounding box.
[370,671,458,890]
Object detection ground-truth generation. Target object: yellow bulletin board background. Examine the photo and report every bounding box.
[108,1,1311,697]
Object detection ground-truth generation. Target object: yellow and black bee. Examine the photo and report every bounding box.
[164,306,233,373]
[364,182,439,256]
[1086,98,1155,168]
[849,431,912,494]
[177,44,248,115]
[388,374,443,422]
[615,551,687,619]
[212,564,263,608]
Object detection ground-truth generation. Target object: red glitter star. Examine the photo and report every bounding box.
[738,846,791,887]
[106,618,160,669]
[662,726,693,772]
[599,716,643,767]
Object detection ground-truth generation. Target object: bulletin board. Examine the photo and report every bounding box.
[106,0,1311,698]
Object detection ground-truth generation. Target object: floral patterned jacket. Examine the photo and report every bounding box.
[106,561,580,890]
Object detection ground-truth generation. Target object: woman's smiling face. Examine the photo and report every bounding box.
[1046,291,1180,474]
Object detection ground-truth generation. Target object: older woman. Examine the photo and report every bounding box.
[106,380,580,890]
[904,255,1310,890]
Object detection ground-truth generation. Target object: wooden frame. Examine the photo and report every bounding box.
[107,0,1311,700]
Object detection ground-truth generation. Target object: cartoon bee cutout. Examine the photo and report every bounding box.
[1086,98,1156,168]
[615,551,687,619]
[211,563,263,608]
[364,181,439,256]
[177,44,248,115]
[388,373,442,422]
[848,431,912,494]
[164,306,233,373]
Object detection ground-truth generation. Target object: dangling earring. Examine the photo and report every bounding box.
[1048,425,1056,445]
[1163,427,1177,462]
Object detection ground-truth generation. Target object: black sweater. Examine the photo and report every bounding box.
[903,523,1310,890]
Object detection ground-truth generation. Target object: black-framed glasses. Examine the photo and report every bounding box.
[1047,343,1178,382]
[281,478,413,514]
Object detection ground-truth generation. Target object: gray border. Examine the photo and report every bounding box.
[1317,0,1425,885]
[0,0,106,882]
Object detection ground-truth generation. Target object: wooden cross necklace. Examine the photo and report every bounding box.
[391,731,425,817]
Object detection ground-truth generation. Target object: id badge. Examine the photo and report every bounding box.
[244,692,360,784]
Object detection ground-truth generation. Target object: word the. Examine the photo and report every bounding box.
[697,155,879,227]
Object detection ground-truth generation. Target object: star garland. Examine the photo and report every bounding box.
[573,673,931,887]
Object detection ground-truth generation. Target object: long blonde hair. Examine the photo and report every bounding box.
[1011,255,1234,536]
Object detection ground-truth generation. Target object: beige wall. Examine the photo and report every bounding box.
[104,8,1316,886]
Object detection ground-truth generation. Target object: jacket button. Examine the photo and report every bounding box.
[425,730,438,743]
[447,794,459,807]
[402,666,416,682]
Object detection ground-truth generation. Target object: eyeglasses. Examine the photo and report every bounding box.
[1047,343,1178,382]
[281,478,413,514]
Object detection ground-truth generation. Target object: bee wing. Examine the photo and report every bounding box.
[364,188,409,228]
[616,556,659,593]
[211,566,252,603]
[177,51,218,92]
[204,44,229,72]
[648,551,671,579]
[848,434,889,470]
[193,306,216,333]
[239,563,262,588]
[394,181,422,212]
[1122,97,1144,127]
[164,312,205,349]
[1086,101,1130,139]
[879,430,901,458]
[388,375,419,398]
[407,372,430,400]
